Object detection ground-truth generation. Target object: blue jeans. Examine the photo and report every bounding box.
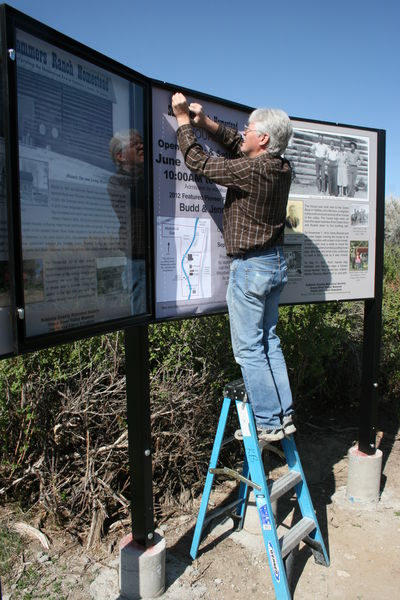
[226,247,293,429]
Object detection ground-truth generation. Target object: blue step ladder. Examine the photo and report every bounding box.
[190,379,329,599]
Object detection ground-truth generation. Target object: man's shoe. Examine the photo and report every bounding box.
[282,415,296,435]
[257,427,284,442]
[234,427,284,442]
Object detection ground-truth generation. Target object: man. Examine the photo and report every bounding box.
[337,141,348,196]
[108,129,147,314]
[311,134,328,193]
[172,93,295,441]
[346,141,361,198]
[326,140,339,196]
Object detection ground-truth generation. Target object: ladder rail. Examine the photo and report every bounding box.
[189,396,232,560]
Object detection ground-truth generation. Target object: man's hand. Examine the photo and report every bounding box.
[172,93,191,126]
[190,102,219,134]
[188,102,206,127]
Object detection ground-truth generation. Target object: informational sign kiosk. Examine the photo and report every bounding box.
[0,3,385,556]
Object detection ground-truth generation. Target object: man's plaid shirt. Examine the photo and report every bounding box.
[177,123,292,256]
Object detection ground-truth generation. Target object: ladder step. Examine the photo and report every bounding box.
[269,470,302,504]
[221,434,235,448]
[280,517,316,558]
[202,498,245,529]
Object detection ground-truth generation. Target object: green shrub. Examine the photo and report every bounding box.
[381,245,400,404]
[0,245,399,537]
[279,301,363,414]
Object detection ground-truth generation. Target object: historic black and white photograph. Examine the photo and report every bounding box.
[351,204,369,227]
[285,128,369,200]
[284,200,303,235]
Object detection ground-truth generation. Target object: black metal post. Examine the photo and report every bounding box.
[358,299,382,454]
[358,130,386,454]
[125,324,155,547]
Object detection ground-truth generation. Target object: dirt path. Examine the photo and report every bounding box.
[2,412,400,599]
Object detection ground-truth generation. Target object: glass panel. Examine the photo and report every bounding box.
[15,29,148,337]
[0,25,14,356]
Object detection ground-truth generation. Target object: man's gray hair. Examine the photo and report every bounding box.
[249,108,293,155]
[109,129,141,166]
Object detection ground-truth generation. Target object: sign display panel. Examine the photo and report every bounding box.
[152,85,378,319]
[280,121,377,303]
[152,86,247,319]
[15,29,150,338]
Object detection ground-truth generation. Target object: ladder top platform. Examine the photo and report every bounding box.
[223,379,247,401]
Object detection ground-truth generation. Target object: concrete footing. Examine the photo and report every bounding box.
[346,444,383,504]
[119,531,165,599]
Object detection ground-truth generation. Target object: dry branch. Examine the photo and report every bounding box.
[0,320,240,541]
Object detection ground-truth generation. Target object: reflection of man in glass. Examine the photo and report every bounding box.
[108,130,147,314]
[311,134,328,192]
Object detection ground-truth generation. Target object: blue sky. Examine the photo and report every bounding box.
[5,0,400,197]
